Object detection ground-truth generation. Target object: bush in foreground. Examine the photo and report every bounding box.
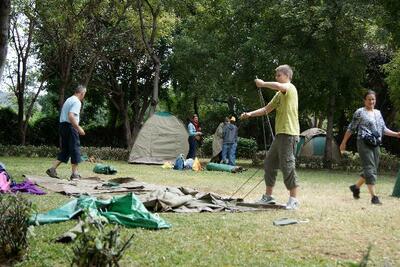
[0,194,33,264]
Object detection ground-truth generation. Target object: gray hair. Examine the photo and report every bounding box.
[275,65,293,80]
[75,85,87,94]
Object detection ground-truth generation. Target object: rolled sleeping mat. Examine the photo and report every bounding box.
[206,162,242,173]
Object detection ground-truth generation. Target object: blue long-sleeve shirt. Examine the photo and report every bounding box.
[188,122,197,136]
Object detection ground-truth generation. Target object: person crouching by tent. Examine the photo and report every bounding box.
[187,117,202,159]
[222,116,238,166]
[210,117,229,163]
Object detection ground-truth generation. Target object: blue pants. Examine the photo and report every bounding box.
[57,122,82,164]
[187,136,196,159]
[222,142,237,166]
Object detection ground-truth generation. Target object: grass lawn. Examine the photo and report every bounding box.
[1,156,400,266]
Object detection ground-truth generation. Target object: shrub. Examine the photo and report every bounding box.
[201,136,258,159]
[252,149,399,173]
[0,145,129,161]
[29,115,59,146]
[0,194,33,263]
[71,216,134,267]
[83,126,126,148]
[0,107,19,145]
[81,147,129,161]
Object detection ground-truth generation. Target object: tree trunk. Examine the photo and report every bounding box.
[193,95,199,116]
[17,90,25,144]
[0,0,10,82]
[324,95,336,169]
[149,58,160,115]
[122,106,133,148]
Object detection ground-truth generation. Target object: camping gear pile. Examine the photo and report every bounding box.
[0,163,45,195]
[25,175,256,213]
[172,154,202,171]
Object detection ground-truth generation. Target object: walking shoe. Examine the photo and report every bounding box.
[257,194,276,205]
[286,197,299,210]
[349,184,360,199]
[371,195,382,205]
[70,174,82,181]
[46,168,59,179]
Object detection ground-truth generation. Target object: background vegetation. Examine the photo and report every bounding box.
[1,0,400,167]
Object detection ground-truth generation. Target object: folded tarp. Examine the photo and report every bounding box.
[93,163,117,175]
[30,192,170,229]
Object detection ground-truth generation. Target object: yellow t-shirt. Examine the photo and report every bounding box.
[267,83,300,136]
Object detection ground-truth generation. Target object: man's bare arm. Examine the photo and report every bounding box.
[255,79,289,93]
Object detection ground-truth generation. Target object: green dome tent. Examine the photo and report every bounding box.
[296,128,340,162]
[128,112,189,165]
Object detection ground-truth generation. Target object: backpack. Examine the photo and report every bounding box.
[173,154,185,170]
[0,171,10,192]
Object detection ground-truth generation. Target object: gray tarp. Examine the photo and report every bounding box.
[212,122,225,157]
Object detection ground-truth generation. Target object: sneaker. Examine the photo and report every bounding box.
[371,195,382,205]
[349,184,360,199]
[286,197,299,210]
[70,174,82,181]
[257,194,276,205]
[46,168,59,179]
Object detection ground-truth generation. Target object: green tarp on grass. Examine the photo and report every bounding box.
[30,192,171,229]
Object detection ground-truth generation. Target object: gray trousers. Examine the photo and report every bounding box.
[264,134,299,190]
[357,139,380,185]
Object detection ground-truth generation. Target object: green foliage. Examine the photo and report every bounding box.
[0,194,33,263]
[29,115,59,146]
[251,149,399,173]
[384,50,400,125]
[0,107,19,145]
[0,145,129,161]
[71,215,134,267]
[82,147,129,161]
[201,136,258,159]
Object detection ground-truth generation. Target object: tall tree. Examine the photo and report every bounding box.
[7,0,45,144]
[0,0,11,82]
[34,0,102,108]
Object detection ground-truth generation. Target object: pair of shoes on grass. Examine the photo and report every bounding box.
[257,194,299,210]
[46,168,81,181]
[349,184,382,205]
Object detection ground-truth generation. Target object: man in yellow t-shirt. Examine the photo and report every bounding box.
[240,65,300,210]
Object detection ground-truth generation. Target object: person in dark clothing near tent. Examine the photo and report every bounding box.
[222,116,238,165]
[187,117,202,159]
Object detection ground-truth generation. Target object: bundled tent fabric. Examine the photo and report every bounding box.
[128,112,189,165]
[30,192,171,229]
[210,122,225,163]
[206,162,243,173]
[93,163,117,175]
[26,175,256,213]
[296,128,340,162]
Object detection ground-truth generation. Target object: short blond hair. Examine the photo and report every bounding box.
[275,65,293,80]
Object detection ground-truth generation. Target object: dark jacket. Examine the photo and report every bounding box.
[223,123,238,144]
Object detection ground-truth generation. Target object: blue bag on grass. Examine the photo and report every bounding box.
[173,154,185,170]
